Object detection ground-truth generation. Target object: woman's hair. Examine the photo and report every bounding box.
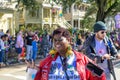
[52,27,71,39]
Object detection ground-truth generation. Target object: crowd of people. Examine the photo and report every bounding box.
[0,21,120,80]
[0,29,52,68]
[0,29,12,67]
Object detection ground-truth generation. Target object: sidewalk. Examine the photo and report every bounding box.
[0,57,43,69]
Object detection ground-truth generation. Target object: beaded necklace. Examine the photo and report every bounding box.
[49,46,73,58]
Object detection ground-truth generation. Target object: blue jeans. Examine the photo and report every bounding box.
[32,41,38,61]
[32,50,37,61]
[26,45,33,61]
[0,50,4,63]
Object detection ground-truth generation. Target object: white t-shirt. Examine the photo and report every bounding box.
[48,53,80,80]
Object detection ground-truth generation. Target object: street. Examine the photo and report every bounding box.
[0,63,26,80]
[0,59,120,80]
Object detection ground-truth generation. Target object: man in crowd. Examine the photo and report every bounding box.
[83,21,120,80]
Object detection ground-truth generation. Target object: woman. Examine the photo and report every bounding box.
[32,32,39,61]
[27,27,106,80]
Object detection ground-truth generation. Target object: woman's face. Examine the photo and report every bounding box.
[53,34,70,54]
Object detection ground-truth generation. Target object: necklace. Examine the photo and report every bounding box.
[60,56,69,80]
[49,46,73,58]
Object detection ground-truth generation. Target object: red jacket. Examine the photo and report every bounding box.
[34,50,106,80]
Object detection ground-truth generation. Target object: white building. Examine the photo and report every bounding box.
[0,0,17,35]
[64,2,90,29]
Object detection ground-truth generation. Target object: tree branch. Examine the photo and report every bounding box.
[105,1,118,17]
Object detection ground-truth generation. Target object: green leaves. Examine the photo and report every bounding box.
[86,0,120,22]
[16,0,39,9]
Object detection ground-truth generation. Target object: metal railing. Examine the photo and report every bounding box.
[57,17,72,29]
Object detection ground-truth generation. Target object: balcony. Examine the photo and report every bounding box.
[0,1,13,9]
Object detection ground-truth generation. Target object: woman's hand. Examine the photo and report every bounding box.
[25,60,39,71]
[25,60,32,68]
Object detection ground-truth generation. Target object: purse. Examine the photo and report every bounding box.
[86,62,104,77]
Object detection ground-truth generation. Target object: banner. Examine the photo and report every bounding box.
[114,13,120,28]
[59,7,63,17]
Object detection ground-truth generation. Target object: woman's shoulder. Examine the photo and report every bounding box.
[39,55,55,67]
[74,50,86,56]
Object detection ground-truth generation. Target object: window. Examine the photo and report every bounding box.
[29,8,39,18]
[43,8,50,18]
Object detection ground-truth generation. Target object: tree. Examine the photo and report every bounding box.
[85,0,120,22]
[16,0,39,9]
[16,0,39,16]
[81,17,95,31]
[56,0,83,13]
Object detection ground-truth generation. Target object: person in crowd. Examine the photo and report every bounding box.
[76,33,82,51]
[0,35,5,68]
[3,34,10,65]
[32,32,39,61]
[83,21,120,80]
[15,31,24,63]
[71,33,77,50]
[78,33,86,52]
[0,29,4,37]
[25,31,34,61]
[118,32,120,51]
[40,33,50,58]
[10,36,16,48]
[111,31,120,51]
[6,30,10,36]
[6,29,11,44]
[26,27,106,80]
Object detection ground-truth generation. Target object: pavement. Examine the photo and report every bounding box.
[0,63,26,80]
[0,58,120,80]
[0,58,42,80]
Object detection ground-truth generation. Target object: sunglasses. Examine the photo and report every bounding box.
[101,31,107,34]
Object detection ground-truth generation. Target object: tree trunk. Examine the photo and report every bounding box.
[95,0,106,22]
[96,10,105,22]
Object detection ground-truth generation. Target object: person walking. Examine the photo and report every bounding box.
[15,31,24,62]
[26,27,106,80]
[83,21,120,80]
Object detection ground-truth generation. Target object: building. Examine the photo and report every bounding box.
[19,0,71,33]
[0,0,72,35]
[64,2,89,29]
[0,0,16,35]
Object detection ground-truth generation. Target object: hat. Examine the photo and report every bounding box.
[93,21,107,32]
